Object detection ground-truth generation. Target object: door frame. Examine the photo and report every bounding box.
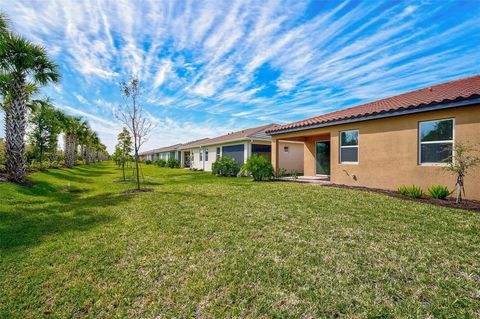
[315,139,331,177]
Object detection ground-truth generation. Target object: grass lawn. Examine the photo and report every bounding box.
[1,162,479,318]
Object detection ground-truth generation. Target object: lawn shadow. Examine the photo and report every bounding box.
[0,181,132,251]
[42,170,93,184]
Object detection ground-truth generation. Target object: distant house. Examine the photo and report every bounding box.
[138,143,182,162]
[179,124,304,172]
[267,75,480,200]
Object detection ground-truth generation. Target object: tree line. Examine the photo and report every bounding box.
[0,12,107,183]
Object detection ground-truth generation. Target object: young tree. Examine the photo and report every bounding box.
[0,29,60,182]
[444,142,480,203]
[115,128,132,181]
[28,98,61,163]
[115,78,154,190]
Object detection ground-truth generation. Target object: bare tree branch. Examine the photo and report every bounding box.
[115,77,156,190]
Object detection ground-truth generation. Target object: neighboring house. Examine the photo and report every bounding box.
[138,143,182,162]
[267,75,480,200]
[179,124,304,172]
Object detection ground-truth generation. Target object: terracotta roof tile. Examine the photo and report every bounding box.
[267,75,480,133]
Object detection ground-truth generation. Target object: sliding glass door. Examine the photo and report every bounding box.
[316,141,330,175]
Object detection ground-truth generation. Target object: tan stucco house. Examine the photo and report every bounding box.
[267,75,480,200]
[179,124,304,173]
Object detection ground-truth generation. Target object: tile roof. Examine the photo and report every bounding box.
[180,123,277,149]
[267,75,480,134]
[139,140,207,156]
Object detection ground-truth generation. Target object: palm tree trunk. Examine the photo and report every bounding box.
[64,133,75,168]
[5,78,27,183]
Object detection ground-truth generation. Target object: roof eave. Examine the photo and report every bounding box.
[179,137,271,149]
[267,97,480,135]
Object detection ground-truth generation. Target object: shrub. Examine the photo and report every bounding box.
[240,155,274,181]
[166,158,180,168]
[155,159,166,167]
[49,161,60,169]
[278,168,287,177]
[212,156,240,177]
[145,160,152,165]
[398,185,424,198]
[428,185,450,199]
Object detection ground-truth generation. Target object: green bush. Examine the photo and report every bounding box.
[145,160,153,165]
[212,157,240,177]
[49,161,60,169]
[241,155,274,181]
[155,159,166,167]
[398,185,424,198]
[166,158,180,168]
[428,185,450,199]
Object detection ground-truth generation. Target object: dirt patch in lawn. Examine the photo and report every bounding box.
[323,184,480,212]
[122,188,154,194]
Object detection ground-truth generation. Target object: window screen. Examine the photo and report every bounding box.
[222,144,244,164]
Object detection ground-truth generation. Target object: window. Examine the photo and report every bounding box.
[205,149,209,161]
[199,149,203,161]
[216,147,221,159]
[340,130,359,163]
[419,118,454,164]
[284,146,289,153]
[222,144,245,164]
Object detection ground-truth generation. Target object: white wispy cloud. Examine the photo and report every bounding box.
[1,0,478,152]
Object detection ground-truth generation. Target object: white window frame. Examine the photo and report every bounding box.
[205,149,209,162]
[418,118,455,166]
[199,149,203,161]
[216,147,221,159]
[339,129,359,164]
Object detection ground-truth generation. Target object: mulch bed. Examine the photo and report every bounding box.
[322,183,480,212]
[122,188,154,194]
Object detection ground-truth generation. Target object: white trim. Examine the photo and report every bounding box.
[339,129,359,164]
[418,118,455,165]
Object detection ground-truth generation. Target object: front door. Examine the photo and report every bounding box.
[316,141,330,175]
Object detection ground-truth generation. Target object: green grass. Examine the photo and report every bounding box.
[1,162,479,318]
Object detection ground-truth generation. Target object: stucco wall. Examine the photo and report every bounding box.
[278,141,304,173]
[272,105,480,200]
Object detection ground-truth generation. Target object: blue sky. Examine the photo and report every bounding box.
[1,0,479,152]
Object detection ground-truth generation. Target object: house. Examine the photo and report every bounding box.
[179,124,304,172]
[267,75,480,200]
[138,143,182,162]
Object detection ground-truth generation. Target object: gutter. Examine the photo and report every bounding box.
[267,97,480,135]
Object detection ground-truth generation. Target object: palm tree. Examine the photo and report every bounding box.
[0,13,8,35]
[60,115,83,168]
[76,122,91,164]
[0,32,60,182]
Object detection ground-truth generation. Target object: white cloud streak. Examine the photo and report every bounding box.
[1,0,478,151]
